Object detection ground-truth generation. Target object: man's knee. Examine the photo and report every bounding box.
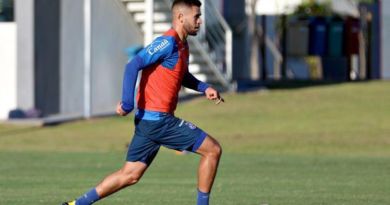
[213,143,222,158]
[207,141,222,159]
[121,169,142,185]
[197,136,222,159]
[120,162,147,186]
[127,173,141,185]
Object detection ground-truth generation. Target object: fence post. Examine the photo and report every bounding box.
[144,0,154,45]
[83,0,91,118]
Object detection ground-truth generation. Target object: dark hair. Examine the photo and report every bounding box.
[171,0,202,10]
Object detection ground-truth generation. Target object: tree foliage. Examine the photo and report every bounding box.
[292,0,333,17]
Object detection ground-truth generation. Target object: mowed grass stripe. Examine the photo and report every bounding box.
[0,81,389,204]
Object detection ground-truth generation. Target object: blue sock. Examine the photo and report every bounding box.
[76,188,100,205]
[197,189,210,205]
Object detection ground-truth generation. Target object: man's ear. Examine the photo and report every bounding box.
[178,13,184,23]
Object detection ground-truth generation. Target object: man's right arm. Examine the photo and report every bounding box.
[120,56,144,113]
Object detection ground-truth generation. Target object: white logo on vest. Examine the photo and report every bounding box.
[147,39,170,55]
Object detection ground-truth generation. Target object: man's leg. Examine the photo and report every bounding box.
[195,136,222,205]
[68,161,148,205]
[152,115,221,205]
[95,161,148,198]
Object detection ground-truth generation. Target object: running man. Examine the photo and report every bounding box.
[62,0,223,204]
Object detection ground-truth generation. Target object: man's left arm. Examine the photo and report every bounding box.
[182,71,210,93]
[182,71,222,102]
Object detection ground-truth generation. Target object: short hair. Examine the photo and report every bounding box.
[171,0,202,10]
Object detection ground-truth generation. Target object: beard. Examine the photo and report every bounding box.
[188,30,198,36]
[185,22,199,36]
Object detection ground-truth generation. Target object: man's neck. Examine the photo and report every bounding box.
[172,25,187,42]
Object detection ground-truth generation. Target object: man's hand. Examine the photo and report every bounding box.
[205,87,224,105]
[116,102,129,116]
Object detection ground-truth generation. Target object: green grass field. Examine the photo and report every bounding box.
[1,81,389,205]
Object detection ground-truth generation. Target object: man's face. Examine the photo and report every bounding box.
[182,6,202,36]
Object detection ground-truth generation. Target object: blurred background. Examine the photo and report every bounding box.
[1,1,390,204]
[0,0,388,122]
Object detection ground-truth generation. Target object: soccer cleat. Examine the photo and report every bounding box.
[62,200,76,205]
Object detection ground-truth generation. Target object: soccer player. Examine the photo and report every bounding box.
[62,0,223,205]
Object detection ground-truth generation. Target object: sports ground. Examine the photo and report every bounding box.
[0,81,389,205]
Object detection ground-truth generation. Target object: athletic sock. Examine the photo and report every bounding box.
[197,189,210,205]
[75,188,100,205]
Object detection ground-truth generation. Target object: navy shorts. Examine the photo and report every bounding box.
[126,112,207,165]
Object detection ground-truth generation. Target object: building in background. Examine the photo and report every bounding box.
[0,0,389,122]
[0,0,143,121]
[381,0,390,78]
[0,0,16,120]
[0,0,232,122]
[0,0,14,21]
[243,0,387,81]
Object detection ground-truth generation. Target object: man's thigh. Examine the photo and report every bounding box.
[154,115,208,152]
[126,119,162,165]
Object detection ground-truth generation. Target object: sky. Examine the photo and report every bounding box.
[255,0,303,15]
[255,0,359,17]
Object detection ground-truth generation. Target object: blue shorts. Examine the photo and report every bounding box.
[126,110,207,165]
